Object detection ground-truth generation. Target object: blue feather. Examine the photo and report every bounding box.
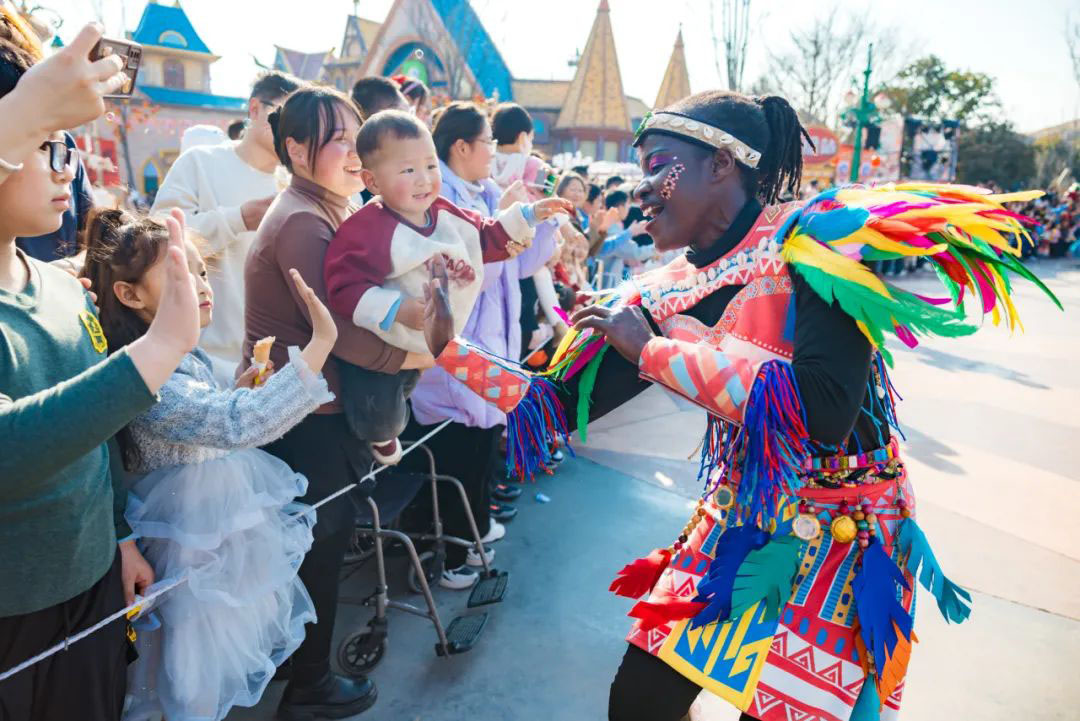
[801,205,871,242]
[853,538,913,678]
[896,518,972,624]
[690,523,768,629]
[850,675,881,721]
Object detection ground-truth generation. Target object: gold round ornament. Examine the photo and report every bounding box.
[830,515,857,544]
[712,486,735,510]
[793,513,821,541]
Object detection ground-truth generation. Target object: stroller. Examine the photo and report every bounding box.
[335,440,509,675]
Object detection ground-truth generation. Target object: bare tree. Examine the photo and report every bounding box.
[766,7,869,123]
[710,0,751,92]
[1067,12,1080,92]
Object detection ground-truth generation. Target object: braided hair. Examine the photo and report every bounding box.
[647,90,811,205]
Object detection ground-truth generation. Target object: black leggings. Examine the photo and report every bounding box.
[264,412,365,687]
[609,644,759,721]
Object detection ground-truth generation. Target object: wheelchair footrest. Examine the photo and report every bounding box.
[467,569,508,608]
[437,612,488,656]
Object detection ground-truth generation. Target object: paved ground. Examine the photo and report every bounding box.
[233,259,1080,721]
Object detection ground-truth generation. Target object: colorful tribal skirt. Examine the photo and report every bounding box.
[626,451,919,721]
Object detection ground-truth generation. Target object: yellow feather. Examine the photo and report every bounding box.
[830,228,947,257]
[987,190,1043,204]
[855,320,878,348]
[782,235,894,298]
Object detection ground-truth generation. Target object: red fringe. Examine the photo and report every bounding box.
[628,600,708,631]
[608,548,672,599]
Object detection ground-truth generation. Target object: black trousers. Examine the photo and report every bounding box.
[0,549,128,721]
[609,644,759,721]
[399,414,499,567]
[339,362,420,443]
[264,412,367,687]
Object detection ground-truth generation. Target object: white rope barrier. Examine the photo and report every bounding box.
[0,418,453,683]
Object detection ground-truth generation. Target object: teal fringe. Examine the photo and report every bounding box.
[849,675,881,721]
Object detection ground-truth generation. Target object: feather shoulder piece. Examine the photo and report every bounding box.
[778,183,1061,364]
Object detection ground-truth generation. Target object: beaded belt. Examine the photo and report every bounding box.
[803,436,899,472]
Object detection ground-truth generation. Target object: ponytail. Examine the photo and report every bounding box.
[753,95,810,205]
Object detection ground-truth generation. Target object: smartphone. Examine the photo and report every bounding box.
[90,37,142,98]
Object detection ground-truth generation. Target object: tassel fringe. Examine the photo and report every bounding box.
[505,377,571,482]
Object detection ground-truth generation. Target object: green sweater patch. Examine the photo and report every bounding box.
[0,252,155,617]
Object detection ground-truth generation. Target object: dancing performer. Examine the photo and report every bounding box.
[533,90,1058,721]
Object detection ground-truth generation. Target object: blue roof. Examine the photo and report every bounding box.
[430,0,514,101]
[139,86,246,111]
[132,2,212,54]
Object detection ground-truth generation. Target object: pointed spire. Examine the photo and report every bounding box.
[654,29,691,109]
[555,0,629,132]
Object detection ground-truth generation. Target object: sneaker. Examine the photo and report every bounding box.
[465,545,495,567]
[492,483,523,502]
[480,520,506,544]
[370,438,402,465]
[439,564,479,590]
[549,447,565,464]
[489,502,518,522]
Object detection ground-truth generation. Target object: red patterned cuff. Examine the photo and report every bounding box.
[638,337,760,424]
[436,337,531,413]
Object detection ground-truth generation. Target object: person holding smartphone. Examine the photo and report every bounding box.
[0,24,200,719]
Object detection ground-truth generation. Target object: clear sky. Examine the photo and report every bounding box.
[53,0,1080,133]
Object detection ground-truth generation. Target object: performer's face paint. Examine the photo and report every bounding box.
[634,134,716,252]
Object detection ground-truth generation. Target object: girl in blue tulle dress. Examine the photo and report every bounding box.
[82,209,340,721]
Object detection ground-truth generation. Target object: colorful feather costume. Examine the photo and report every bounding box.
[546,184,1057,720]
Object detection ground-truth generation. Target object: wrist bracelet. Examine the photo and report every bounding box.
[0,156,24,173]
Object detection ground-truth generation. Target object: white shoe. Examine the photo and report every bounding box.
[439,564,479,590]
[480,520,506,544]
[466,546,495,567]
[370,438,402,465]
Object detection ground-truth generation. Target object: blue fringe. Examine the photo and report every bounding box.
[505,377,571,482]
[738,361,812,523]
[896,517,972,624]
[853,538,913,679]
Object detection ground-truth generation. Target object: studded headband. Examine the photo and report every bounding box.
[634,111,762,169]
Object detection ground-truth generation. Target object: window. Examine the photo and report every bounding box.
[158,30,188,47]
[603,141,619,162]
[579,140,597,160]
[163,59,185,89]
[142,161,159,196]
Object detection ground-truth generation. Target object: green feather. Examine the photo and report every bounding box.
[729,534,803,621]
[575,345,609,443]
[790,262,975,354]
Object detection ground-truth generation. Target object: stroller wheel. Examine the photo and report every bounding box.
[338,628,387,675]
[407,550,442,594]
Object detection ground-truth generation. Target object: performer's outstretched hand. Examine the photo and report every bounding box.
[572,304,655,364]
[423,255,454,357]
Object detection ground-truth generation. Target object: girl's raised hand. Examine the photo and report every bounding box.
[291,269,337,348]
[127,208,200,393]
[151,208,200,354]
[291,269,337,376]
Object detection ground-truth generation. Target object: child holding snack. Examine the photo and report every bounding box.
[82,208,338,721]
[323,109,571,464]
